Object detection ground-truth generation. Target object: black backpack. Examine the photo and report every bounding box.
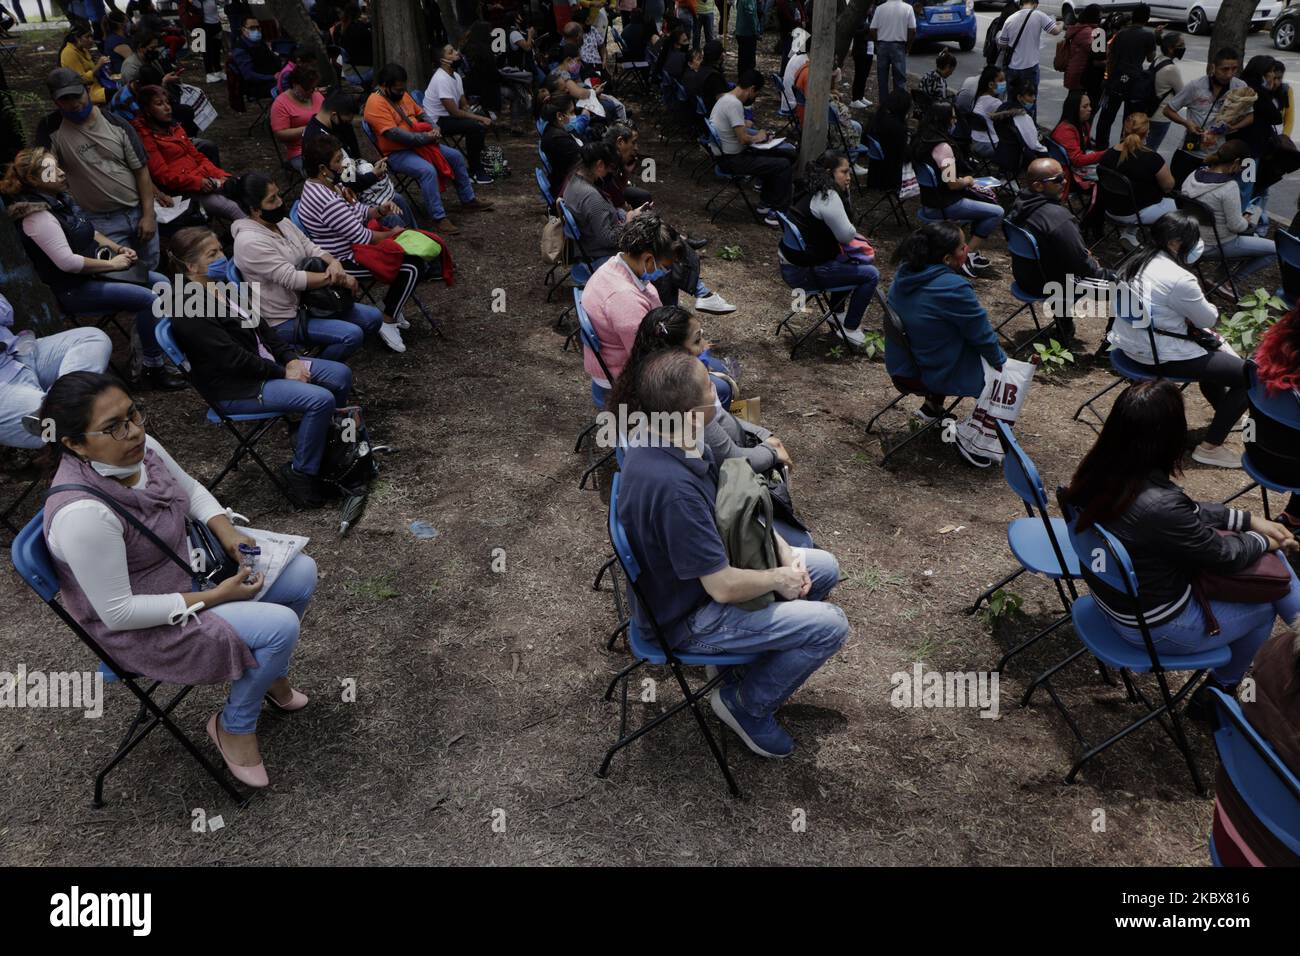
[1128,58,1174,116]
[320,406,379,496]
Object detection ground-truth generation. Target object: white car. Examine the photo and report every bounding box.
[1041,0,1279,35]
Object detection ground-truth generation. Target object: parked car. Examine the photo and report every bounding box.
[1043,0,1278,34]
[1273,4,1300,50]
[914,0,978,51]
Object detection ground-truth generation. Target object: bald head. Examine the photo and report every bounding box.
[1027,158,1065,199]
[563,21,583,41]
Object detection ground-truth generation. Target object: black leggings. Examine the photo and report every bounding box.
[342,257,422,319]
[202,22,223,74]
[1151,349,1248,446]
[438,115,486,175]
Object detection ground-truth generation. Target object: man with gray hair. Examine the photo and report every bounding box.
[616,350,850,759]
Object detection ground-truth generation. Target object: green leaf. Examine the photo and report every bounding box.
[1268,296,1289,311]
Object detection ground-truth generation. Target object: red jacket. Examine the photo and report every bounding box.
[1051,120,1106,192]
[1062,23,1095,91]
[130,117,228,194]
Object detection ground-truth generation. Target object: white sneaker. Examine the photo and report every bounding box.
[694,291,736,314]
[852,163,869,176]
[395,313,410,330]
[1192,442,1241,469]
[205,71,224,84]
[839,323,866,347]
[378,322,407,353]
[850,98,872,109]
[1119,228,1140,249]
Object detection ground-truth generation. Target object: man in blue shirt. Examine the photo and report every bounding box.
[618,350,849,758]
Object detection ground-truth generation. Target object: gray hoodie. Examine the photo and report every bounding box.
[1180,168,1251,244]
[230,218,327,324]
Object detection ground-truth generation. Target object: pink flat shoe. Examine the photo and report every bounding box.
[206,713,269,788]
[264,687,309,712]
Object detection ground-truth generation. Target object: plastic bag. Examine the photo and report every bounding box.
[954,358,1037,465]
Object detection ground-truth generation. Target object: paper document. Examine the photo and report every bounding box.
[242,528,311,600]
[751,137,786,150]
[154,197,192,224]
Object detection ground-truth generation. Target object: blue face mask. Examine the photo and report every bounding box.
[207,256,230,279]
[60,99,93,123]
[565,113,589,133]
[640,266,668,283]
[247,29,262,42]
[995,81,1007,97]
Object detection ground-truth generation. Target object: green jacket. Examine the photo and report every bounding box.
[714,458,778,610]
[734,0,761,37]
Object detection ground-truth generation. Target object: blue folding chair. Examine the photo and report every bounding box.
[359,118,423,215]
[608,28,651,98]
[597,472,760,796]
[699,119,763,225]
[1208,686,1300,864]
[998,220,1074,356]
[772,211,867,359]
[913,161,978,228]
[155,317,300,508]
[551,197,599,315]
[10,513,249,807]
[827,105,868,191]
[1029,494,1230,793]
[1274,228,1300,309]
[858,135,911,233]
[769,72,797,136]
[1222,361,1300,518]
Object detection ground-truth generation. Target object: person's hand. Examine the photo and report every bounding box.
[119,245,138,263]
[284,359,311,382]
[220,530,258,562]
[962,175,976,188]
[771,566,806,600]
[1253,518,1297,552]
[163,71,179,86]
[200,177,217,193]
[373,156,389,177]
[765,436,792,469]
[156,193,175,207]
[95,55,110,69]
[790,548,812,597]
[627,202,651,221]
[479,113,493,126]
[137,212,156,243]
[340,272,360,293]
[339,186,358,204]
[213,568,263,604]
[380,200,401,217]
[755,129,769,143]
[105,253,133,271]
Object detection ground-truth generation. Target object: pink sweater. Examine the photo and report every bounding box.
[581,255,662,386]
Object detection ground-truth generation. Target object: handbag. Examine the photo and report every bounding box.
[393,230,443,260]
[47,483,239,591]
[898,162,920,200]
[296,256,355,341]
[541,214,567,264]
[1192,530,1293,636]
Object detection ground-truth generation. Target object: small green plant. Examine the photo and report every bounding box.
[979,589,1026,629]
[1220,287,1288,354]
[346,573,400,603]
[859,329,885,360]
[718,245,744,261]
[827,345,846,360]
[1032,338,1075,374]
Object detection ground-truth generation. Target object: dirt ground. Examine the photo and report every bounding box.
[0,26,1281,866]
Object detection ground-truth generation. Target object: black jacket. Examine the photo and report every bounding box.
[1071,473,1269,627]
[171,295,300,403]
[542,121,583,196]
[1007,190,1105,296]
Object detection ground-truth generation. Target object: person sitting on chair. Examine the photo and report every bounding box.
[1061,379,1300,695]
[424,43,495,186]
[778,151,880,349]
[1109,210,1248,469]
[59,22,110,105]
[226,172,383,362]
[541,94,587,197]
[1180,140,1277,283]
[885,221,1006,467]
[616,348,849,758]
[166,227,354,507]
[270,64,324,173]
[708,69,798,228]
[1098,112,1176,248]
[1049,89,1105,195]
[0,291,112,452]
[38,371,318,789]
[1007,157,1109,342]
[970,64,1015,160]
[1249,310,1300,538]
[920,50,958,104]
[232,14,281,100]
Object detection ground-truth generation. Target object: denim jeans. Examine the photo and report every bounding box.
[876,41,907,99]
[1006,65,1040,96]
[0,327,113,450]
[85,207,160,271]
[214,357,352,474]
[1109,195,1177,227]
[269,303,383,361]
[385,145,475,221]
[938,197,1004,238]
[678,547,849,717]
[1204,234,1277,280]
[1112,562,1300,685]
[1146,120,1172,152]
[211,552,317,734]
[54,274,167,366]
[693,10,716,45]
[780,258,880,329]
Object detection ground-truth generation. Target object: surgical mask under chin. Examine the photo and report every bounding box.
[565,113,589,134]
[89,458,142,478]
[1185,238,1205,264]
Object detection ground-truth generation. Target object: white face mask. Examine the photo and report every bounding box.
[88,458,142,479]
[1185,238,1205,264]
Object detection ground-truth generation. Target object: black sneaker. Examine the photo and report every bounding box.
[686,236,710,251]
[278,463,328,508]
[140,365,187,391]
[472,171,494,185]
[961,253,995,279]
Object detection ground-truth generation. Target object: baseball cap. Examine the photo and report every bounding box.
[46,67,86,100]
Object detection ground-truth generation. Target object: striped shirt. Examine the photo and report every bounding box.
[296,179,372,260]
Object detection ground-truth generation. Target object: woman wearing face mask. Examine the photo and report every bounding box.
[297,134,423,354]
[166,226,354,506]
[226,172,383,362]
[1181,140,1277,284]
[59,23,110,105]
[541,93,587,196]
[38,371,318,789]
[0,148,181,391]
[1097,112,1177,248]
[131,85,243,224]
[970,65,1016,161]
[1108,211,1248,469]
[885,221,1006,467]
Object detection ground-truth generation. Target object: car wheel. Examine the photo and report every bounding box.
[1187,7,1209,35]
[958,32,976,51]
[1275,20,1297,50]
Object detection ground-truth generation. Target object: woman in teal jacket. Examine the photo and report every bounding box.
[885,221,1006,417]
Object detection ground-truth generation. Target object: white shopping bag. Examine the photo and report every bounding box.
[179,83,218,131]
[954,357,1037,464]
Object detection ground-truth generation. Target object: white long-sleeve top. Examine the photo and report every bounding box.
[1108,253,1221,364]
[21,210,89,274]
[48,436,226,630]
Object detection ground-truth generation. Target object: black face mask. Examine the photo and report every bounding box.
[260,204,288,224]
[385,88,404,103]
[1174,48,1186,60]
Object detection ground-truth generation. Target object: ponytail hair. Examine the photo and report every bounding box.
[893,221,966,272]
[221,172,275,215]
[1116,112,1151,162]
[166,225,218,276]
[802,150,847,199]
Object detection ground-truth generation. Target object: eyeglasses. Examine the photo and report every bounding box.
[82,406,147,441]
[1041,175,1066,184]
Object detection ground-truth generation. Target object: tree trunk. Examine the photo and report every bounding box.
[262,0,337,86]
[0,218,62,334]
[373,0,435,89]
[835,0,872,65]
[436,0,462,46]
[799,0,840,169]
[1206,0,1253,70]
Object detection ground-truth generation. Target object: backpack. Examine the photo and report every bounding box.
[320,406,379,496]
[713,458,779,611]
[1052,33,1070,73]
[1130,57,1174,116]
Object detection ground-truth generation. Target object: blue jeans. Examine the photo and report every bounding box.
[385,146,475,221]
[214,358,352,475]
[1146,120,1172,152]
[85,207,160,271]
[270,303,383,361]
[1006,65,1040,97]
[1110,195,1177,226]
[935,197,1004,238]
[0,327,113,450]
[211,552,317,734]
[1204,234,1277,279]
[678,547,849,717]
[693,10,716,45]
[1113,562,1300,685]
[54,274,167,365]
[876,41,907,98]
[780,258,880,330]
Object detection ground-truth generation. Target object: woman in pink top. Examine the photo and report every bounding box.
[270,64,325,169]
